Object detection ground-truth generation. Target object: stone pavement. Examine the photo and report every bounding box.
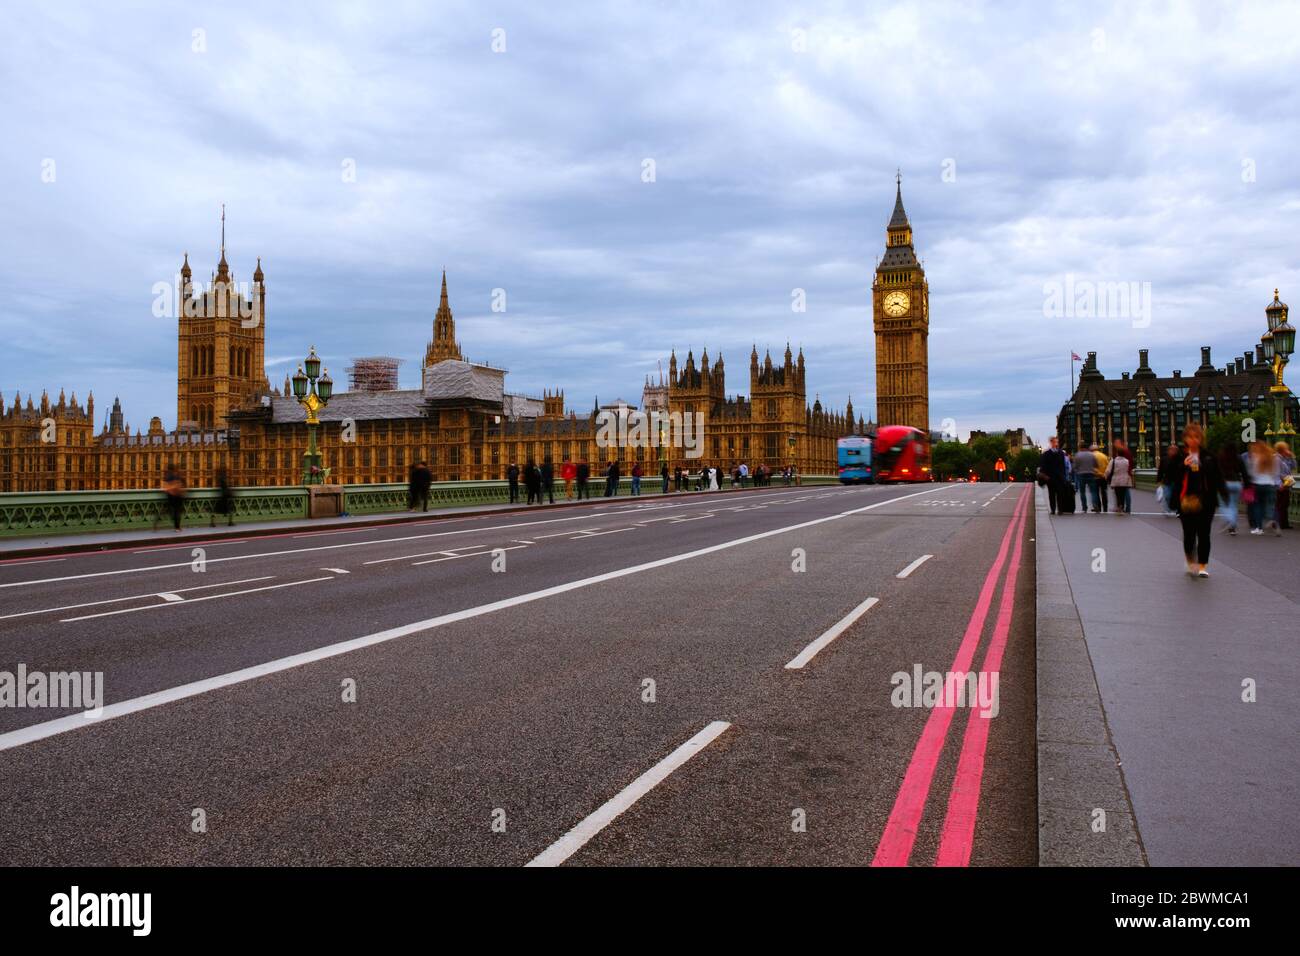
[1038,484,1298,866]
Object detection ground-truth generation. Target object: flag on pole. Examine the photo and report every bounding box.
[1071,351,1082,361]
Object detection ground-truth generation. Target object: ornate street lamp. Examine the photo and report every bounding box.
[293,345,334,484]
[1262,290,1295,439]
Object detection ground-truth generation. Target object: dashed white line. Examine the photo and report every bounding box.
[785,597,880,670]
[0,576,277,622]
[896,554,933,578]
[0,484,947,753]
[526,721,732,867]
[59,577,334,622]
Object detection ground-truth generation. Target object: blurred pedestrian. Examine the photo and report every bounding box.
[604,460,620,497]
[562,460,576,499]
[541,459,555,504]
[1244,441,1279,535]
[631,462,643,496]
[1168,423,1226,577]
[1073,444,1099,513]
[507,462,520,504]
[161,464,186,532]
[524,460,541,505]
[1091,443,1110,513]
[1038,436,1069,514]
[1276,442,1294,530]
[212,467,236,527]
[1217,441,1243,535]
[408,461,432,511]
[575,460,590,500]
[660,461,670,494]
[1104,441,1133,514]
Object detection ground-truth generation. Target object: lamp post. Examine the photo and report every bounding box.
[292,345,333,484]
[1261,290,1295,440]
[1136,386,1150,470]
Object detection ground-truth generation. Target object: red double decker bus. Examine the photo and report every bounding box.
[872,425,931,483]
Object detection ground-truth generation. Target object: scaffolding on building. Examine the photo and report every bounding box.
[346,356,402,393]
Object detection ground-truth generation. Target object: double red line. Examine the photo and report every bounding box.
[871,485,1030,867]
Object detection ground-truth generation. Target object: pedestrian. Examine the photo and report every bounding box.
[161,464,186,532]
[575,460,590,500]
[1155,444,1180,517]
[541,459,555,504]
[507,462,520,504]
[710,465,720,491]
[408,461,432,512]
[630,461,642,496]
[1275,442,1294,530]
[660,461,670,494]
[1244,441,1280,535]
[1091,443,1110,513]
[562,460,576,499]
[1073,444,1099,513]
[605,460,620,497]
[1037,436,1069,514]
[739,462,749,487]
[524,460,541,505]
[1104,441,1133,514]
[211,467,235,527]
[1168,423,1227,578]
[1217,441,1244,535]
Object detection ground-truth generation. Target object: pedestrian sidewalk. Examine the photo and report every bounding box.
[0,483,803,560]
[1037,485,1298,866]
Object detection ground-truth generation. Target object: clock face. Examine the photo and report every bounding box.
[883,291,910,316]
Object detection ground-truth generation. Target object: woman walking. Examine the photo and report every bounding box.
[1275,441,1294,530]
[1167,423,1226,578]
[1105,440,1134,514]
[1244,441,1280,535]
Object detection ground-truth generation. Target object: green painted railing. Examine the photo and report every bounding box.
[0,474,840,537]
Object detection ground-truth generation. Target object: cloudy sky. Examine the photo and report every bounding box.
[2,1,1298,443]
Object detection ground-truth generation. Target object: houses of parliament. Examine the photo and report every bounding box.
[0,184,929,493]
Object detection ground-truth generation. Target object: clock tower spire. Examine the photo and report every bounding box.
[872,173,930,432]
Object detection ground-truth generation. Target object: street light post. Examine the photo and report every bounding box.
[1261,290,1295,441]
[292,345,334,485]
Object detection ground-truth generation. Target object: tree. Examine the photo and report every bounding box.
[1205,405,1276,453]
[931,441,975,481]
[1012,448,1041,481]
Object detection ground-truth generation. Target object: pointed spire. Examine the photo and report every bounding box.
[889,171,909,229]
[253,256,263,282]
[181,251,191,278]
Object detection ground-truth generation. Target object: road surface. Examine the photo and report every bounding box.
[0,481,1036,866]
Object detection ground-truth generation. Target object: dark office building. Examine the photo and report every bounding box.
[1056,344,1296,456]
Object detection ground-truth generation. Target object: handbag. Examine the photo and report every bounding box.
[1242,485,1256,504]
[1180,473,1201,514]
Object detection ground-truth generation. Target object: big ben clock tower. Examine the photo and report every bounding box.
[872,173,929,432]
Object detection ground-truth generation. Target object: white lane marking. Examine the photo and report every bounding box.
[525,721,732,867]
[570,528,634,539]
[59,577,334,622]
[0,484,947,753]
[1,490,800,589]
[0,577,277,622]
[157,593,184,603]
[362,543,501,566]
[980,484,1013,508]
[896,554,933,579]
[669,515,713,523]
[323,568,350,574]
[410,545,526,567]
[513,540,536,545]
[2,486,840,583]
[784,597,880,670]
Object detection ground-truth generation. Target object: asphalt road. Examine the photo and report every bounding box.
[0,480,1036,866]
